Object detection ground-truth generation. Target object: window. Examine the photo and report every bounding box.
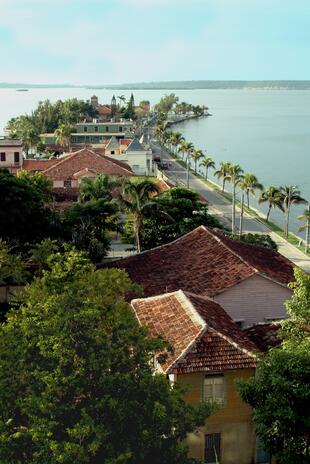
[119,126,123,132]
[0,152,6,162]
[256,437,271,463]
[111,150,115,155]
[14,152,20,164]
[94,126,98,132]
[84,126,88,132]
[203,375,225,406]
[105,126,109,132]
[64,180,72,188]
[205,433,221,464]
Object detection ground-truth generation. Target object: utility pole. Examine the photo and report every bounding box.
[239,191,244,238]
[306,203,310,253]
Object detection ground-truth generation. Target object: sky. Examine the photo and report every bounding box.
[0,0,309,85]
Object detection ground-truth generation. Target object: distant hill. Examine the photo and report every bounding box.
[2,80,310,90]
[88,80,310,90]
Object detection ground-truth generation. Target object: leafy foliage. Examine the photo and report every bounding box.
[122,187,222,250]
[0,250,212,464]
[237,269,310,464]
[237,233,278,250]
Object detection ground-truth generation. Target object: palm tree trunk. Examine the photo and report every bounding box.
[239,191,244,238]
[232,182,236,234]
[266,204,271,222]
[222,178,225,192]
[205,167,208,181]
[186,156,190,189]
[247,191,250,209]
[285,206,290,238]
[135,216,142,253]
[306,219,310,252]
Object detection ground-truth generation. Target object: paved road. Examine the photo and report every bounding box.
[152,140,310,273]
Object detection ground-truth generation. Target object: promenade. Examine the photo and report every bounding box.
[151,140,310,273]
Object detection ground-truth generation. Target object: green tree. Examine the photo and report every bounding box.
[236,233,278,250]
[258,186,284,222]
[298,205,310,252]
[64,199,119,262]
[191,149,204,174]
[0,169,57,247]
[122,187,222,250]
[79,175,119,203]
[280,185,306,238]
[237,269,310,464]
[224,164,244,234]
[199,156,215,181]
[54,123,72,152]
[17,169,53,202]
[0,241,26,285]
[0,249,212,464]
[154,94,179,114]
[214,161,231,192]
[241,173,264,208]
[118,180,159,253]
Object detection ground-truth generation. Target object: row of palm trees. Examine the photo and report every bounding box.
[156,127,310,248]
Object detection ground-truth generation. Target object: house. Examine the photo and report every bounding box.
[131,290,259,464]
[103,136,154,176]
[23,148,133,194]
[0,138,23,173]
[40,121,134,150]
[104,226,295,327]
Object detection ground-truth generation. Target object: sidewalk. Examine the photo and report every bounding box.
[152,140,310,273]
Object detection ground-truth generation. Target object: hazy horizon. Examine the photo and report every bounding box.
[0,0,309,85]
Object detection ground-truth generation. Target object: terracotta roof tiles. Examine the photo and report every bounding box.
[103,226,294,298]
[132,290,257,374]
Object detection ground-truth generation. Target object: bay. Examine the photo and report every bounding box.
[0,88,309,236]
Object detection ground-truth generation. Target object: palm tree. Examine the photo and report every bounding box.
[298,204,310,252]
[191,149,204,174]
[170,132,184,156]
[117,95,126,109]
[280,185,307,238]
[177,140,189,161]
[117,180,160,253]
[182,141,194,189]
[224,164,244,234]
[214,161,231,192]
[79,175,119,203]
[54,123,72,152]
[200,156,215,181]
[258,186,284,222]
[241,173,264,208]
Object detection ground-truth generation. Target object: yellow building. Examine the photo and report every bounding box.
[132,290,261,464]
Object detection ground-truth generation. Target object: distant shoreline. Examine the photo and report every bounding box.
[2,80,310,91]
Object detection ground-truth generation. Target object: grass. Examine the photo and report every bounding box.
[165,148,310,257]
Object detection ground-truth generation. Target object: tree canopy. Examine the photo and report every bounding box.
[237,268,310,464]
[0,249,212,464]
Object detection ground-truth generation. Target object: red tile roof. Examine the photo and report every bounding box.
[103,226,294,298]
[23,159,59,172]
[243,322,282,352]
[132,290,257,374]
[41,148,133,180]
[98,105,112,115]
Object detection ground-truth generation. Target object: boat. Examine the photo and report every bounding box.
[16,88,29,92]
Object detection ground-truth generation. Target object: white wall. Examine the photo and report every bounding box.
[0,148,22,168]
[214,274,292,327]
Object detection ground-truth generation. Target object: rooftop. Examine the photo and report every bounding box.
[0,138,23,147]
[104,226,295,298]
[132,290,257,374]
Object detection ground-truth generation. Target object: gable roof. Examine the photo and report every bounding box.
[98,105,111,115]
[41,148,133,180]
[132,290,257,374]
[103,226,294,298]
[126,137,146,152]
[105,136,119,151]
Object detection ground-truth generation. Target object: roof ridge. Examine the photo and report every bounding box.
[167,326,208,374]
[104,155,133,174]
[200,226,260,275]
